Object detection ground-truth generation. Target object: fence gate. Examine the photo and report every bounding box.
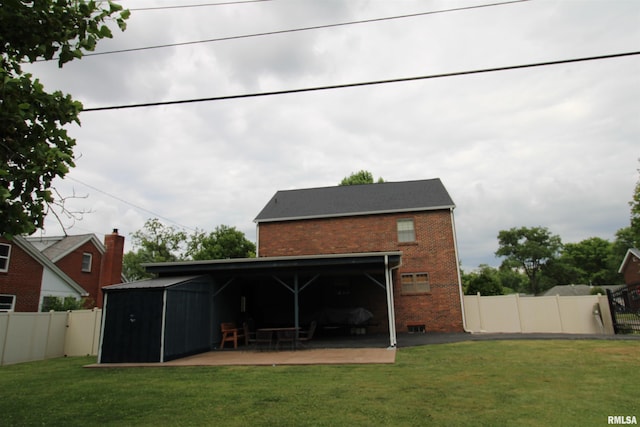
[606,285,640,334]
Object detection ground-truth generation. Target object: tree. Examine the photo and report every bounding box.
[557,237,620,285]
[339,170,384,186]
[629,161,640,248]
[1,1,130,237]
[463,265,503,296]
[122,219,187,281]
[495,226,562,294]
[186,225,256,260]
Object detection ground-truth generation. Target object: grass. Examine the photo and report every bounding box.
[1,340,638,426]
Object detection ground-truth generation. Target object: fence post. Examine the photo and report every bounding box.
[515,294,524,333]
[0,312,11,366]
[476,292,485,332]
[556,295,565,333]
[605,289,618,334]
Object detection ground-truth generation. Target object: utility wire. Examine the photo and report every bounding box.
[129,0,273,11]
[83,51,640,112]
[66,177,197,231]
[56,0,531,60]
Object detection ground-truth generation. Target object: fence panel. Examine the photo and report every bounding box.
[0,310,102,366]
[65,309,102,356]
[463,293,614,335]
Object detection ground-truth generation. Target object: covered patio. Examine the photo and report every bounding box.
[98,252,402,364]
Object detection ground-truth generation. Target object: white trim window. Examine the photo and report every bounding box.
[0,243,11,272]
[82,252,92,272]
[397,219,415,243]
[0,294,16,312]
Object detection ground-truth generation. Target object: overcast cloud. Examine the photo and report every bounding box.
[24,0,639,271]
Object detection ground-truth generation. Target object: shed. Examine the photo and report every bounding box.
[99,275,212,363]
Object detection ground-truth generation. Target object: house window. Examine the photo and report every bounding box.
[0,295,15,312]
[401,273,430,294]
[0,243,11,272]
[397,219,415,243]
[82,253,92,272]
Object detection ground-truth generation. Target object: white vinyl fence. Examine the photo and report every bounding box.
[463,293,615,335]
[0,309,102,366]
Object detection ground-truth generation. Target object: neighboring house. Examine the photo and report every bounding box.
[254,178,464,333]
[542,284,624,297]
[0,229,124,312]
[619,248,640,287]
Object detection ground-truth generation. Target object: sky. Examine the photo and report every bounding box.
[24,0,640,271]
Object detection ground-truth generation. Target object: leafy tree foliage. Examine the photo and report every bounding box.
[629,162,640,248]
[40,296,87,312]
[1,1,129,237]
[123,219,256,281]
[496,226,562,294]
[186,225,256,260]
[463,265,503,296]
[123,219,187,281]
[557,237,621,285]
[339,170,384,186]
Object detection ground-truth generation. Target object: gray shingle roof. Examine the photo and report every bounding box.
[254,178,454,223]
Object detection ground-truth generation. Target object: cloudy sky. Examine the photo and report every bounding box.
[25,0,639,270]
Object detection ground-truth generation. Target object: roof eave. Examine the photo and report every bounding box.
[254,204,456,223]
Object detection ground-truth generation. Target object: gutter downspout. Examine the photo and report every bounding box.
[385,254,402,348]
[255,222,260,257]
[450,207,471,333]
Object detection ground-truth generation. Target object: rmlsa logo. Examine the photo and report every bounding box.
[608,416,638,425]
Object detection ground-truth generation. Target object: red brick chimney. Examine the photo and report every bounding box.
[98,228,124,307]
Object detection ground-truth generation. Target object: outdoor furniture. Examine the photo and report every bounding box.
[243,322,256,346]
[276,329,296,350]
[219,322,245,349]
[298,321,317,343]
[255,329,273,351]
[256,327,298,350]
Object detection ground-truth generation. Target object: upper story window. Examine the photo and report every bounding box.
[397,219,415,243]
[0,294,15,312]
[82,253,92,272]
[0,243,11,272]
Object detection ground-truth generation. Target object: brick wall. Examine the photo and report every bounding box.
[0,238,44,312]
[622,254,640,285]
[258,210,463,332]
[54,241,102,307]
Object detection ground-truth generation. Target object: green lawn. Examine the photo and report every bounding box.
[1,340,638,426]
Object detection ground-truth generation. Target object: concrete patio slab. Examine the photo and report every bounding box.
[87,347,396,368]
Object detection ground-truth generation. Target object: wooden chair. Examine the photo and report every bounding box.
[219,322,245,349]
[243,322,256,346]
[255,330,273,351]
[298,321,317,344]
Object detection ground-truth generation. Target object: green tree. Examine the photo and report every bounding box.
[339,170,384,186]
[463,265,503,296]
[1,1,129,237]
[558,237,620,285]
[186,225,256,260]
[122,219,187,281]
[629,162,640,247]
[495,226,562,295]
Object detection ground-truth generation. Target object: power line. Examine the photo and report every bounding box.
[82,51,640,112]
[129,0,273,11]
[53,0,531,60]
[66,177,197,231]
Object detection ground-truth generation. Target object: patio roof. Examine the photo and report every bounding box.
[142,252,403,277]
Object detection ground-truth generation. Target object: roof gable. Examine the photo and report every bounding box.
[254,178,455,223]
[11,236,89,296]
[619,248,640,273]
[26,234,104,263]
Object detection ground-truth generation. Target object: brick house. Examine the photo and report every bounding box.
[0,229,124,312]
[619,248,640,286]
[97,178,464,362]
[254,178,464,333]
